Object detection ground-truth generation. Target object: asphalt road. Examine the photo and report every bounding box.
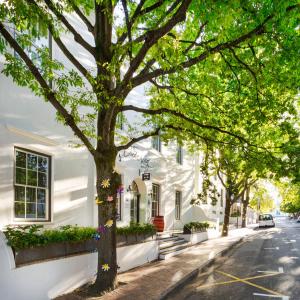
[166,217,300,300]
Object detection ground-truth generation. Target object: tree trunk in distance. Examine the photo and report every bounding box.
[222,190,232,237]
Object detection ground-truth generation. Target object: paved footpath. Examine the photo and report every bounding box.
[59,227,258,300]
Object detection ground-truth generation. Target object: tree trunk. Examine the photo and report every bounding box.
[91,149,121,294]
[242,186,250,228]
[222,190,232,237]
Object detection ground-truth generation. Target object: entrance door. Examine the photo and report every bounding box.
[130,181,140,223]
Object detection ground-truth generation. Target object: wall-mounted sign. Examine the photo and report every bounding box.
[142,173,151,181]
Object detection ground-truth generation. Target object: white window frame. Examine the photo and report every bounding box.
[14,147,51,222]
[152,136,161,152]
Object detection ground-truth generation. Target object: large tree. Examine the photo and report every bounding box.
[0,0,299,294]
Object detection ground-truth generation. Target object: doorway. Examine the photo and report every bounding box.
[130,181,140,223]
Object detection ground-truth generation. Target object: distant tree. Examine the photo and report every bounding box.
[277,181,300,215]
[249,184,276,214]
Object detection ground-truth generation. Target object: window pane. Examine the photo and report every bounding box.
[16,168,26,184]
[27,154,37,170]
[26,187,36,203]
[15,202,25,218]
[37,204,46,218]
[37,189,46,203]
[16,151,26,168]
[27,170,37,186]
[15,186,25,202]
[26,202,36,218]
[38,172,47,187]
[38,157,48,173]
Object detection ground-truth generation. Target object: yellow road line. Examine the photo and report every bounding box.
[216,270,284,296]
[196,272,281,289]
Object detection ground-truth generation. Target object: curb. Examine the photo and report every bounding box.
[159,235,248,300]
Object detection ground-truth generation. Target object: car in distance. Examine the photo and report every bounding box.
[297,216,300,223]
[258,214,275,228]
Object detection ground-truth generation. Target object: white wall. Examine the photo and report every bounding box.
[0,232,158,300]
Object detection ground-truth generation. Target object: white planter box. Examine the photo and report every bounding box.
[178,231,208,245]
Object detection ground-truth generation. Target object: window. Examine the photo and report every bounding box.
[151,184,160,217]
[220,189,224,207]
[116,191,122,221]
[152,136,161,152]
[175,191,181,220]
[176,144,183,165]
[14,148,51,221]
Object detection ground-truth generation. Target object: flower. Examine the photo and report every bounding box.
[107,196,113,202]
[95,197,103,205]
[105,219,113,228]
[102,264,110,271]
[97,225,106,233]
[101,179,110,188]
[117,185,124,194]
[112,167,118,174]
[93,233,101,240]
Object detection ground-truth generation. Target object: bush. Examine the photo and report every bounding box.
[4,223,156,251]
[4,225,97,251]
[183,221,209,233]
[116,222,156,236]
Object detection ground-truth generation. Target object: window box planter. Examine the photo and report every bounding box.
[178,231,208,245]
[116,233,156,247]
[14,239,98,267]
[183,227,207,234]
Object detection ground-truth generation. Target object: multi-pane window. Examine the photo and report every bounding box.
[220,189,224,207]
[14,148,51,221]
[175,191,181,220]
[152,136,161,152]
[151,184,160,217]
[116,192,122,221]
[176,144,183,165]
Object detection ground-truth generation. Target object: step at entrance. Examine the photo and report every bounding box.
[158,235,191,260]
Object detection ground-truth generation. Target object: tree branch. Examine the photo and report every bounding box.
[121,105,248,143]
[43,0,95,55]
[117,127,160,151]
[121,0,192,86]
[0,21,95,155]
[28,0,94,87]
[66,0,94,33]
[131,10,285,87]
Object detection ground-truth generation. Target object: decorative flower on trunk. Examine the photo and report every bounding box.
[95,197,103,205]
[107,196,113,202]
[93,233,101,240]
[97,225,106,233]
[102,264,110,271]
[101,179,110,188]
[117,185,124,194]
[105,219,113,228]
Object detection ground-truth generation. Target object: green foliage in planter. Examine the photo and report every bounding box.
[116,222,156,236]
[4,223,156,251]
[4,225,97,251]
[183,221,209,233]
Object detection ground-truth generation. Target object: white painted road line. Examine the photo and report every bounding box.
[253,293,289,299]
[264,247,279,250]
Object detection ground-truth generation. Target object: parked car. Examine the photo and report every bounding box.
[258,214,275,228]
[297,216,300,223]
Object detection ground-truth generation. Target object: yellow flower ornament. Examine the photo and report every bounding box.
[102,264,110,271]
[105,219,113,228]
[95,197,103,205]
[101,179,110,188]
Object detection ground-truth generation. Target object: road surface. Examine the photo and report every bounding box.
[166,217,300,300]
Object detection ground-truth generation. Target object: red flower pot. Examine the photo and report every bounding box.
[153,216,164,232]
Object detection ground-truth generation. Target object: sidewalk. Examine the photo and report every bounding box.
[60,227,258,300]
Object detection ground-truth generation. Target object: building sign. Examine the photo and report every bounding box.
[142,173,151,181]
